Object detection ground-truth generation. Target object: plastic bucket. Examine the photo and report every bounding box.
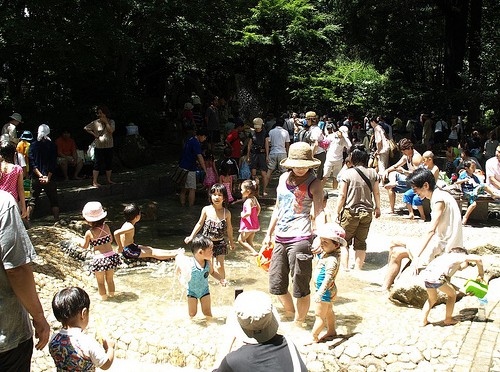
[464,279,488,299]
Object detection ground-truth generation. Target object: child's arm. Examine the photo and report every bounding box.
[184,207,207,244]
[16,171,27,218]
[113,223,134,253]
[99,338,115,370]
[256,198,261,216]
[82,230,91,249]
[225,209,235,250]
[465,255,485,279]
[209,260,227,286]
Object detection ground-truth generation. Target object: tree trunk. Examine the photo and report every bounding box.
[441,0,469,92]
[468,0,482,125]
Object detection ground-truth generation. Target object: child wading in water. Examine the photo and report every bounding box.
[306,223,346,344]
[82,202,121,300]
[114,203,183,260]
[185,183,235,280]
[186,235,227,318]
[238,179,261,256]
[49,287,115,370]
[421,247,484,326]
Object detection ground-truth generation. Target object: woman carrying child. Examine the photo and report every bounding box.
[82,202,121,301]
[238,179,261,256]
[185,184,235,280]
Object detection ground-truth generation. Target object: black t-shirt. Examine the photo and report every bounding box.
[213,335,307,372]
[251,130,268,154]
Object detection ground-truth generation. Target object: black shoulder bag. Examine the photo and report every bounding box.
[354,167,373,192]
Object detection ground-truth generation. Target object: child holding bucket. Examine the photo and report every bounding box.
[421,247,484,326]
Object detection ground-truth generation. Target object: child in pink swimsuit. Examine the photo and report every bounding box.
[237,179,261,256]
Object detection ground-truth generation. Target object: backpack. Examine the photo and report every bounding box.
[297,128,312,144]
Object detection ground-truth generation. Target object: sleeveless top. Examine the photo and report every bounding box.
[89,225,112,248]
[0,164,23,201]
[202,209,227,241]
[406,149,421,172]
[275,171,316,241]
[239,202,260,232]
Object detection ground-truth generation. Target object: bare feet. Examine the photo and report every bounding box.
[93,182,101,187]
[404,215,416,220]
[319,333,337,342]
[303,336,319,346]
[107,180,116,184]
[420,319,430,327]
[73,175,83,180]
[443,319,458,326]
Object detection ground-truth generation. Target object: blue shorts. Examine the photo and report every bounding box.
[122,243,141,259]
[393,173,410,193]
[402,188,423,206]
[424,281,443,289]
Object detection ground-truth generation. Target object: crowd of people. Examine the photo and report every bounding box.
[1,100,499,371]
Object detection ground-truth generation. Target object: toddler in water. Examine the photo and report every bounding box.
[185,183,235,280]
[114,203,183,260]
[82,202,121,300]
[421,247,484,326]
[237,179,261,256]
[49,287,115,371]
[186,235,227,317]
[307,223,346,344]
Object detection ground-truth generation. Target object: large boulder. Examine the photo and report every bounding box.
[389,253,500,307]
[117,134,154,168]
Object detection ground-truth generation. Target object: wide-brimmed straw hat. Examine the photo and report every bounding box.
[82,201,107,222]
[280,142,321,169]
[229,291,280,344]
[316,223,347,248]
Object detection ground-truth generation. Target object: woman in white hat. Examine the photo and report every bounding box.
[262,142,325,325]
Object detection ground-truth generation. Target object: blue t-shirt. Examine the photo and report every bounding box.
[179,137,202,171]
[458,171,480,194]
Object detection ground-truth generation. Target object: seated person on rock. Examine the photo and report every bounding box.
[55,128,83,180]
[382,138,422,215]
[381,168,463,291]
[485,144,500,194]
[455,160,500,225]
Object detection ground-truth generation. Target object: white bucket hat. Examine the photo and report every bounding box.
[230,291,280,344]
[280,142,321,169]
[316,223,347,248]
[82,201,107,222]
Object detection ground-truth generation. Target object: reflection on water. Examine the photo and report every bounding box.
[55,195,383,333]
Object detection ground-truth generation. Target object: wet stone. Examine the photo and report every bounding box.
[388,344,404,355]
[384,353,398,364]
[344,343,361,358]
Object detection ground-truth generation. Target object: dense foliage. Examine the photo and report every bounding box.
[0,0,498,140]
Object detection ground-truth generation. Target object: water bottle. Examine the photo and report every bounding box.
[477,297,488,321]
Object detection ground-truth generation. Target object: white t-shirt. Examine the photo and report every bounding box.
[423,252,464,283]
[268,127,290,155]
[435,120,447,133]
[431,188,463,253]
[309,126,325,154]
[373,125,389,154]
[485,156,500,191]
[326,133,351,162]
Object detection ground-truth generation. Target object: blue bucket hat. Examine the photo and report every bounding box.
[20,130,33,141]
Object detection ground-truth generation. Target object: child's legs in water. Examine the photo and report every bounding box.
[200,294,212,317]
[94,271,107,299]
[187,296,199,317]
[139,245,176,260]
[104,270,115,296]
[324,302,336,338]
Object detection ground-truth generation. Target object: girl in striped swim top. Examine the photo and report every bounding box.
[82,201,121,300]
